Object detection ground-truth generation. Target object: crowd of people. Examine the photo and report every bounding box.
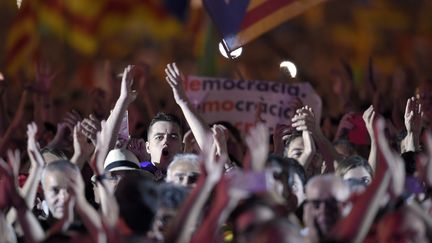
[1,59,432,243]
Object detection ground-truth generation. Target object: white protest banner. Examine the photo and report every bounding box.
[184,76,322,133]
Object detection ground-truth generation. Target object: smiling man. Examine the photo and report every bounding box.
[41,160,77,220]
[142,112,183,178]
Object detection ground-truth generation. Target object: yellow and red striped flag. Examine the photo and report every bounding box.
[203,0,328,51]
[5,0,185,75]
[5,0,38,76]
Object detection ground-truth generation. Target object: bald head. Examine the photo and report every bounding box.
[41,160,79,219]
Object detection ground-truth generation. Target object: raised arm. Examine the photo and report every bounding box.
[245,123,269,171]
[0,150,45,243]
[31,59,56,125]
[104,65,137,150]
[80,114,101,146]
[66,167,106,243]
[46,110,82,151]
[334,112,355,141]
[90,123,120,230]
[22,122,45,208]
[0,90,28,154]
[291,106,333,171]
[363,105,377,171]
[165,134,226,243]
[401,97,423,153]
[165,62,212,150]
[70,123,95,169]
[331,117,406,242]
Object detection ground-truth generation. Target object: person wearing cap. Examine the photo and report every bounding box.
[92,148,153,198]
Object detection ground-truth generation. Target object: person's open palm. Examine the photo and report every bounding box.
[165,62,188,105]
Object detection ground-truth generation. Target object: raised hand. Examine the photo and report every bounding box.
[165,62,188,105]
[65,167,85,202]
[119,65,137,104]
[212,125,228,159]
[334,112,355,140]
[404,97,423,136]
[203,134,226,185]
[48,110,82,150]
[183,130,200,154]
[291,106,318,135]
[245,123,269,171]
[80,114,101,146]
[362,105,378,170]
[27,122,45,168]
[292,105,340,172]
[375,118,405,197]
[362,105,376,135]
[71,123,95,168]
[34,59,57,94]
[401,97,423,152]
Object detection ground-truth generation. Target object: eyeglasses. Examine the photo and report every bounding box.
[303,198,339,209]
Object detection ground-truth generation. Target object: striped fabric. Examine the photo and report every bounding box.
[5,0,183,75]
[203,0,327,51]
[5,1,38,75]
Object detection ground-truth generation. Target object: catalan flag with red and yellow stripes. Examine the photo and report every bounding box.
[5,0,38,76]
[203,0,327,51]
[5,0,184,76]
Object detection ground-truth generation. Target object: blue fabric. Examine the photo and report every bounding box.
[140,161,158,174]
[202,0,250,50]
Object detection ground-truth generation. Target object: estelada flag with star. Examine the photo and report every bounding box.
[203,0,327,52]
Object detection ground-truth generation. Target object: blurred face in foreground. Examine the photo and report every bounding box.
[303,175,350,240]
[146,121,182,170]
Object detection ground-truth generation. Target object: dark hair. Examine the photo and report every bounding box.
[401,151,418,176]
[283,131,302,150]
[114,173,157,234]
[147,112,182,140]
[268,155,307,188]
[336,155,373,178]
[157,183,189,209]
